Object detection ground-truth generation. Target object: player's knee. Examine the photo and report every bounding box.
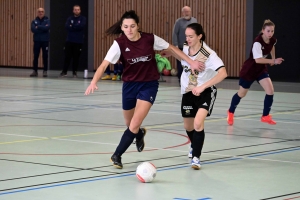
[238,91,247,98]
[266,89,274,95]
[129,118,142,133]
[184,123,194,132]
[194,121,204,132]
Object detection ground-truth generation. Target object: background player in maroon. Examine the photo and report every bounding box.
[227,19,284,125]
[84,10,204,169]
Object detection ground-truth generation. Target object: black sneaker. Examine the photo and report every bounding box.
[59,72,67,77]
[30,71,38,77]
[111,154,123,169]
[43,71,47,77]
[136,128,147,152]
[73,72,77,78]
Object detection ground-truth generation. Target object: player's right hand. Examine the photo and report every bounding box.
[275,58,284,65]
[85,82,98,95]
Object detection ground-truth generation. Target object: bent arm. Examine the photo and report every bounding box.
[201,67,228,89]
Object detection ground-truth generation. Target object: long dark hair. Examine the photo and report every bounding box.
[106,10,139,36]
[186,23,206,41]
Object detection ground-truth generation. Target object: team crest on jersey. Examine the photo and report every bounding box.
[127,54,152,64]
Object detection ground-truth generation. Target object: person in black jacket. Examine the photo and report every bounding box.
[60,5,87,78]
[30,8,50,77]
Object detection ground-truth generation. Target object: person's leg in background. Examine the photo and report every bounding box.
[30,41,41,77]
[41,41,49,77]
[101,64,113,80]
[71,43,83,78]
[60,42,72,76]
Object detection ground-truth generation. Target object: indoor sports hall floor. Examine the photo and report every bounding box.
[0,68,299,200]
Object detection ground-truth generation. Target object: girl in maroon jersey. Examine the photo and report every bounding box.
[85,10,204,169]
[227,19,284,125]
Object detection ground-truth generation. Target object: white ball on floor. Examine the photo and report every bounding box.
[171,68,178,76]
[136,162,157,183]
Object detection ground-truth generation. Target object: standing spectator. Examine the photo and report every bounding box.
[30,8,50,77]
[172,6,197,84]
[60,5,86,78]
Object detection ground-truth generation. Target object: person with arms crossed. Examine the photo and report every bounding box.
[172,6,197,84]
[60,5,86,78]
[30,8,50,77]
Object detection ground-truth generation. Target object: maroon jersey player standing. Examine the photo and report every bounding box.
[85,10,204,169]
[227,19,284,125]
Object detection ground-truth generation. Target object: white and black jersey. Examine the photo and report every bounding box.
[180,41,224,94]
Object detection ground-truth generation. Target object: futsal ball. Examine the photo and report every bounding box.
[162,68,171,76]
[136,162,157,183]
[170,68,178,76]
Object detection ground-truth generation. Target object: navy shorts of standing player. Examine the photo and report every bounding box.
[161,23,227,170]
[227,19,284,126]
[85,10,204,169]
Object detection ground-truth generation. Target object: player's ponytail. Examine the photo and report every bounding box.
[106,10,140,36]
[261,19,275,32]
[186,23,206,41]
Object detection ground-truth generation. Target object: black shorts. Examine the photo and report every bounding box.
[181,86,217,118]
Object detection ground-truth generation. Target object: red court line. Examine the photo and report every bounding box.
[0,130,189,156]
[284,196,300,200]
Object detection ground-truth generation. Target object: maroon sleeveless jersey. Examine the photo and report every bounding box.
[115,32,159,82]
[239,33,276,81]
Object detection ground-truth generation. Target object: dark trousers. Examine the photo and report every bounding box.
[176,47,183,81]
[33,41,49,72]
[62,42,83,74]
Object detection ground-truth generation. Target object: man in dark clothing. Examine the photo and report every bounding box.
[60,5,87,78]
[30,7,50,77]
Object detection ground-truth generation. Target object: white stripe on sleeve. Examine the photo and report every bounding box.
[252,42,263,59]
[153,35,169,50]
[104,40,121,64]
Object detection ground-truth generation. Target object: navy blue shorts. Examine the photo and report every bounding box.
[122,81,159,110]
[239,73,270,89]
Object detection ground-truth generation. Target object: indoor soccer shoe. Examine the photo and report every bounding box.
[191,157,201,170]
[136,128,147,152]
[111,154,123,169]
[227,110,234,125]
[188,146,193,158]
[261,115,276,125]
[111,75,117,81]
[101,75,112,80]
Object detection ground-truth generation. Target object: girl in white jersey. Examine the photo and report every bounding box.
[84,11,204,169]
[162,23,227,169]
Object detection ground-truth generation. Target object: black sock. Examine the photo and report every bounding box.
[263,94,273,116]
[135,128,144,140]
[192,129,205,158]
[186,130,194,146]
[229,93,241,113]
[114,128,136,156]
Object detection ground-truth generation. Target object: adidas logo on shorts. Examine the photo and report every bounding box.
[202,102,208,106]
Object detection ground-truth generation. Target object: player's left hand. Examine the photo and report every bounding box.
[192,86,205,96]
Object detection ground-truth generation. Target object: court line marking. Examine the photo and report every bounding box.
[0,147,299,196]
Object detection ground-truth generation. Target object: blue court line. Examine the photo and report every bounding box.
[248,147,300,158]
[0,147,299,196]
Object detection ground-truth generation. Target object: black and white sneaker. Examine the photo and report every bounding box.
[111,154,123,169]
[136,128,147,152]
[59,72,67,77]
[30,71,38,77]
